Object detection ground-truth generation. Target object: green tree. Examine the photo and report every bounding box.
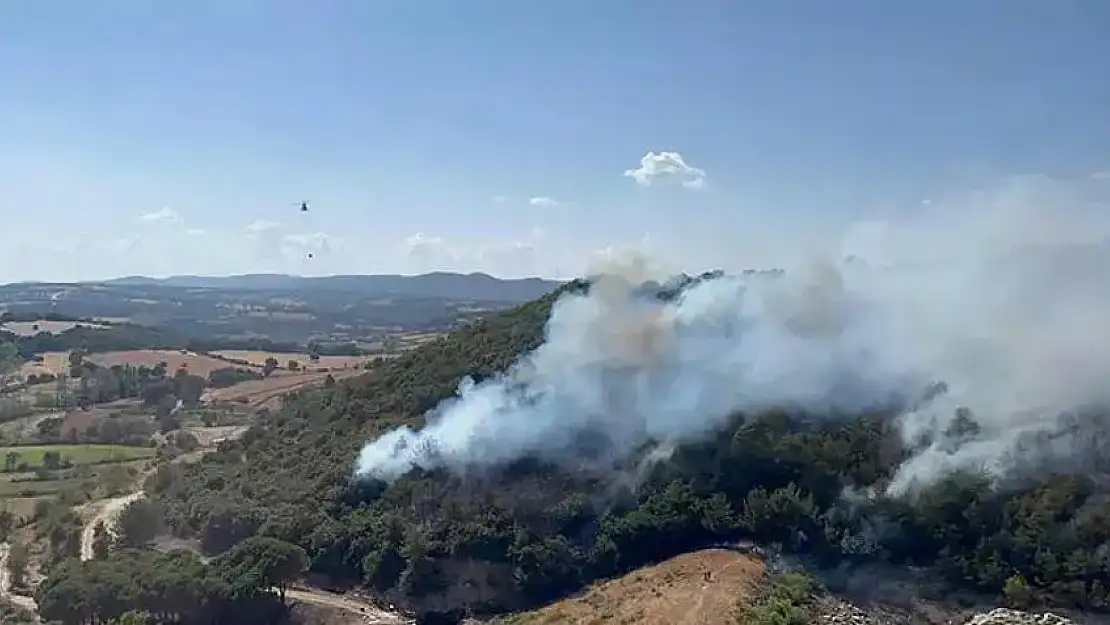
[67,349,84,378]
[141,379,173,407]
[1004,574,1033,609]
[92,521,112,559]
[41,450,63,470]
[114,500,162,549]
[0,507,14,542]
[173,369,206,406]
[215,536,309,603]
[0,341,19,387]
[8,541,28,588]
[111,611,150,625]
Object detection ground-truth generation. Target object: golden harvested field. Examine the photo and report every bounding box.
[397,332,442,348]
[493,549,765,625]
[203,368,365,407]
[18,351,70,379]
[212,350,368,370]
[88,350,252,377]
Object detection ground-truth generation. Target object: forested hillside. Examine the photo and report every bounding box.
[47,275,1110,623]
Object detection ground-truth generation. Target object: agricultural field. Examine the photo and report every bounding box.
[0,320,106,336]
[0,411,64,441]
[16,351,70,379]
[2,494,46,519]
[211,350,367,370]
[395,331,442,349]
[88,349,254,377]
[202,369,363,407]
[0,454,149,498]
[0,444,154,469]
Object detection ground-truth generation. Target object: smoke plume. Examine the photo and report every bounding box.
[356,174,1110,495]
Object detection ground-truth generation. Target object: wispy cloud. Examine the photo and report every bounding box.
[245,219,283,234]
[138,207,184,225]
[528,196,561,207]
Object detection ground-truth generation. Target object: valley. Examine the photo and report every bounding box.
[0,272,555,624]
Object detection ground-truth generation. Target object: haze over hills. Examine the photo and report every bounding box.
[8,272,562,303]
[0,272,563,351]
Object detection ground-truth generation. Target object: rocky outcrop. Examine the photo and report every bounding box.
[816,598,1079,625]
[965,608,1073,625]
[816,596,913,624]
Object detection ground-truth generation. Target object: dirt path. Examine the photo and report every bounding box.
[286,587,410,624]
[78,491,144,561]
[0,542,37,613]
[71,423,409,624]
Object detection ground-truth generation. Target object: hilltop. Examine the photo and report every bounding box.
[28,272,1110,625]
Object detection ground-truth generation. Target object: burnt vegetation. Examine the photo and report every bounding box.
[35,278,1110,624]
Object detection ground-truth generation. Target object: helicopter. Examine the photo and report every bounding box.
[293,200,313,259]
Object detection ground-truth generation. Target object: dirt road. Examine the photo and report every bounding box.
[73,424,409,624]
[78,491,144,561]
[0,542,37,613]
[286,587,410,624]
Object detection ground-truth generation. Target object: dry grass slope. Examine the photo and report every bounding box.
[494,549,764,625]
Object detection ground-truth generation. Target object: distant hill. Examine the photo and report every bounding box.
[99,271,561,302]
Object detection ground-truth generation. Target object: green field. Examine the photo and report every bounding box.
[0,458,148,498]
[0,444,155,468]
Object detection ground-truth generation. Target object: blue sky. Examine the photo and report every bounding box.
[2,1,1109,282]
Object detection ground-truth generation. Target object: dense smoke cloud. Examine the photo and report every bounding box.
[355,174,1110,495]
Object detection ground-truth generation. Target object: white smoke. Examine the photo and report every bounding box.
[355,174,1110,495]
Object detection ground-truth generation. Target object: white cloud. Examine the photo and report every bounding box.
[283,232,333,256]
[1092,171,1110,180]
[138,207,184,225]
[492,195,508,204]
[245,219,283,234]
[623,151,707,189]
[186,228,206,236]
[528,196,560,207]
[403,232,450,261]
